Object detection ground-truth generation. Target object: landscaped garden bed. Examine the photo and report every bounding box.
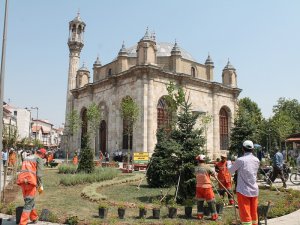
[5,168,300,225]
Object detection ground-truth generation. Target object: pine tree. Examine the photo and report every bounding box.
[171,99,205,202]
[146,129,182,187]
[77,135,95,173]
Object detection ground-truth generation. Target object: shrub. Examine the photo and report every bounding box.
[183,198,194,207]
[98,202,108,209]
[58,164,77,174]
[65,215,78,225]
[6,202,16,215]
[60,167,119,186]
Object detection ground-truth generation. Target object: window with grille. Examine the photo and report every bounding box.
[157,97,171,131]
[219,108,229,150]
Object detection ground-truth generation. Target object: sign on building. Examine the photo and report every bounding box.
[133,152,149,164]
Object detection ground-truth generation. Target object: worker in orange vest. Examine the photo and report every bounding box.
[195,154,218,221]
[47,151,54,166]
[215,153,234,205]
[72,152,78,165]
[17,148,47,225]
[8,148,17,167]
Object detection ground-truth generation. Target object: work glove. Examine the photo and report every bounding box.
[38,185,44,194]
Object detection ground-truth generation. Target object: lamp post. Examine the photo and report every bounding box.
[0,0,9,202]
[31,107,39,142]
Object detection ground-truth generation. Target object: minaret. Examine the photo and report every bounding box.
[170,40,182,73]
[65,12,85,123]
[136,27,157,65]
[205,53,214,81]
[222,59,237,87]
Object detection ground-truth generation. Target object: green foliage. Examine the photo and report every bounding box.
[60,167,119,186]
[58,164,77,174]
[77,134,95,173]
[98,201,109,209]
[171,99,205,202]
[66,109,81,136]
[87,102,101,136]
[65,215,78,225]
[183,198,194,207]
[229,97,263,156]
[120,96,139,135]
[6,202,16,215]
[146,129,182,187]
[147,85,204,203]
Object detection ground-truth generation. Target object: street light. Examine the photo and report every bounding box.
[30,107,39,142]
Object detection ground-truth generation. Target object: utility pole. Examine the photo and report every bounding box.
[0,0,9,201]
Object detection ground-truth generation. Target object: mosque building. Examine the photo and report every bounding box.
[65,13,241,159]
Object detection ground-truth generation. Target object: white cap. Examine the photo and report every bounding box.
[243,140,254,150]
[196,154,206,161]
[220,153,227,158]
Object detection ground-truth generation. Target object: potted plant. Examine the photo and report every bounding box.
[167,199,178,219]
[98,202,108,219]
[138,204,147,219]
[216,198,225,215]
[152,199,161,219]
[117,203,126,219]
[203,203,211,217]
[183,198,194,218]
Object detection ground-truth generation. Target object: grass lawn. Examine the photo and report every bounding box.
[11,168,300,225]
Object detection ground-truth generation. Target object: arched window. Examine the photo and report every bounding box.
[81,108,88,147]
[191,67,196,77]
[157,97,171,130]
[219,108,229,150]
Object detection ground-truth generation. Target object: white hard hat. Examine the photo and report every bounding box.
[243,140,254,150]
[196,154,206,161]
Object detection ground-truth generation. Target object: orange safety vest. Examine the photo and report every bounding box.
[72,156,78,165]
[195,165,212,188]
[17,155,38,186]
[216,161,231,183]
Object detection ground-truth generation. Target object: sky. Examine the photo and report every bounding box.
[0,0,299,127]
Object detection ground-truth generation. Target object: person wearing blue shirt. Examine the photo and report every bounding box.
[2,149,8,167]
[269,147,287,188]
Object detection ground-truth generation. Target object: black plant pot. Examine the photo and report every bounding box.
[203,206,211,216]
[152,208,160,219]
[118,208,125,219]
[216,203,224,215]
[139,208,147,218]
[16,206,23,224]
[98,207,108,219]
[184,206,193,218]
[168,207,177,218]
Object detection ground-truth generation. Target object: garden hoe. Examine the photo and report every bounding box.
[136,158,153,191]
[213,176,240,224]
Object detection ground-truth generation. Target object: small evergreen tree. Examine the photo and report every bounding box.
[77,102,101,173]
[77,135,94,173]
[171,98,205,202]
[146,129,182,187]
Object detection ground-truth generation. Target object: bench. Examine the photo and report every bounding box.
[257,201,271,225]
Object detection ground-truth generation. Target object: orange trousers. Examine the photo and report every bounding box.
[20,184,38,225]
[237,192,258,225]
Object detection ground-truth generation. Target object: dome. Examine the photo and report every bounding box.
[78,63,89,72]
[70,12,85,25]
[223,60,235,70]
[126,42,196,61]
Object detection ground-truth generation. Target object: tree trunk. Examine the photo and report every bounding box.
[127,133,130,171]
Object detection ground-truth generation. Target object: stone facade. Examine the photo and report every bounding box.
[65,14,242,159]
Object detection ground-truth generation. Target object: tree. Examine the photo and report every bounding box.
[146,129,182,187]
[77,103,101,173]
[229,97,263,156]
[147,84,205,203]
[120,96,139,170]
[171,98,205,202]
[65,109,81,163]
